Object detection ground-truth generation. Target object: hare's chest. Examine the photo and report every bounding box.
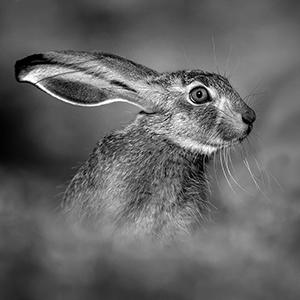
[107,164,206,237]
[96,138,209,237]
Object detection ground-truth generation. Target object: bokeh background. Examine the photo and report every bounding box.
[1,0,300,299]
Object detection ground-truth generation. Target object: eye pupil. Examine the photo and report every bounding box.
[196,90,203,98]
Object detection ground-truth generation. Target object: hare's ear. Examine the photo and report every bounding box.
[15,51,159,112]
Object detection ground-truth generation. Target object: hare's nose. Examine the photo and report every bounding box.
[242,108,256,125]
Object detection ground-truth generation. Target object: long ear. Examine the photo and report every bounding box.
[15,51,159,112]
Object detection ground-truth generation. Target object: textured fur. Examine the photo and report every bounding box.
[15,51,256,239]
[63,119,210,239]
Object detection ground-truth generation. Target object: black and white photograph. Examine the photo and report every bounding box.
[1,0,300,299]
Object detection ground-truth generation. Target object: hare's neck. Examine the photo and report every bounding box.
[119,126,211,234]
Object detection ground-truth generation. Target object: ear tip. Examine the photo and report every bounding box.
[15,53,48,82]
[15,59,25,82]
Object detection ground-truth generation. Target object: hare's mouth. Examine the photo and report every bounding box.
[207,139,240,151]
[173,137,239,155]
[195,141,238,155]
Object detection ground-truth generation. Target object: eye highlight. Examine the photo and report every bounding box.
[189,86,210,105]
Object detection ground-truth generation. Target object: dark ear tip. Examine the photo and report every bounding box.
[15,59,25,82]
[15,53,48,82]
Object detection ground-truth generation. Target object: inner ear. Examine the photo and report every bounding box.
[41,77,108,106]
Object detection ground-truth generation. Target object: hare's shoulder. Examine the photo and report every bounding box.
[61,133,119,209]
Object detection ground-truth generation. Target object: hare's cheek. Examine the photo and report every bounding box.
[200,107,218,132]
[172,113,199,136]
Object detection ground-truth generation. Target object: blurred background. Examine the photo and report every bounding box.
[1,0,300,299]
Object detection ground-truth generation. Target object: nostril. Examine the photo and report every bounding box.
[242,109,256,125]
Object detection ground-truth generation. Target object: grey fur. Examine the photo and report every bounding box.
[15,51,256,240]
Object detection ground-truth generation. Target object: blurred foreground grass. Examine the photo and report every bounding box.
[0,161,299,299]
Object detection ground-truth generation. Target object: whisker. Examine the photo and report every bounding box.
[211,35,221,75]
[217,109,234,120]
[243,158,271,201]
[252,156,268,188]
[245,136,284,193]
[229,54,240,78]
[234,143,263,195]
[242,80,265,105]
[219,148,236,194]
[224,43,233,79]
[243,158,260,190]
[225,147,252,194]
[213,150,222,192]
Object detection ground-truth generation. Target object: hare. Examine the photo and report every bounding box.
[15,51,256,240]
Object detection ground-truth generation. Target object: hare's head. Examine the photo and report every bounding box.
[15,51,255,155]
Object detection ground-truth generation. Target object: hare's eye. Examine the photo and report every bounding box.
[189,87,210,104]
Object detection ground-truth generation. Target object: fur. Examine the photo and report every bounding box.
[63,116,211,240]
